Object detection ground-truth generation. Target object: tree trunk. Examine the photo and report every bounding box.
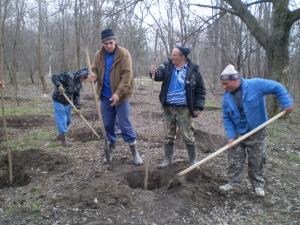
[0,0,13,185]
[37,0,47,93]
[74,0,80,70]
[266,35,290,115]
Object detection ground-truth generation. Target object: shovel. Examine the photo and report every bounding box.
[167,110,287,189]
[62,92,100,139]
[85,49,111,163]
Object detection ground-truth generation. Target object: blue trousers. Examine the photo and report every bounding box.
[53,101,72,135]
[100,97,137,144]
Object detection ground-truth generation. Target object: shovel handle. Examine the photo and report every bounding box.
[175,111,286,178]
[62,93,100,139]
[84,48,108,139]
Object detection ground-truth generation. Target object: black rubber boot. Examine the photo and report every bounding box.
[59,134,72,147]
[159,143,174,168]
[187,144,197,165]
[129,144,143,166]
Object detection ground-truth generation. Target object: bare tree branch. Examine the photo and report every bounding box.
[288,8,300,26]
[189,3,238,15]
[223,0,270,49]
[247,1,272,7]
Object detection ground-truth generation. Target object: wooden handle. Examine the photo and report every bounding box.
[62,93,100,139]
[84,48,108,140]
[175,111,286,178]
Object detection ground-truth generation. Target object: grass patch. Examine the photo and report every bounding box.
[205,100,221,110]
[2,97,53,116]
[288,153,300,162]
[5,128,56,151]
[30,202,41,214]
[3,107,51,116]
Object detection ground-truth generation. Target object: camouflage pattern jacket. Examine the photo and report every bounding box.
[51,67,88,109]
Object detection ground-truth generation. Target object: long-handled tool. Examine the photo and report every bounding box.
[62,92,100,139]
[167,110,287,189]
[84,48,111,163]
[144,30,159,190]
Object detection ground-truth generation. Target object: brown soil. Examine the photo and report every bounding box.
[0,114,53,129]
[0,148,70,188]
[0,83,299,225]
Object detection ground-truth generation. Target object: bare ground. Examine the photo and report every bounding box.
[0,82,299,225]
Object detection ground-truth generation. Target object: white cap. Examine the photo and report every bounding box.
[221,64,238,75]
[220,64,240,80]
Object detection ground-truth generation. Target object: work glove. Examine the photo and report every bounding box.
[58,85,65,94]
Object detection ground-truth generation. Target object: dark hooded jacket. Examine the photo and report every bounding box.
[51,67,88,109]
[152,59,206,117]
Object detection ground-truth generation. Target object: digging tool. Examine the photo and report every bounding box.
[84,49,111,163]
[167,110,287,189]
[62,92,100,139]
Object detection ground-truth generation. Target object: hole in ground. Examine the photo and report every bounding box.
[126,170,162,190]
[0,148,70,189]
[125,165,186,190]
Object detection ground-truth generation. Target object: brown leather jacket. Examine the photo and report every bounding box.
[92,44,134,103]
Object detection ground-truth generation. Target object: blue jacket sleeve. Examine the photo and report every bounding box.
[222,98,237,140]
[258,78,293,109]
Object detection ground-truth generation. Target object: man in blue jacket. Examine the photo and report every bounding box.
[219,64,293,197]
[52,67,88,146]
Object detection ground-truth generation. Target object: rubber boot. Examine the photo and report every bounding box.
[159,143,174,168]
[187,144,197,165]
[59,134,72,147]
[104,142,115,164]
[129,144,143,166]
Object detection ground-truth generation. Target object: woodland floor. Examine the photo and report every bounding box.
[0,79,299,225]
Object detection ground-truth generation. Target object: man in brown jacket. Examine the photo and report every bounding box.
[88,28,142,166]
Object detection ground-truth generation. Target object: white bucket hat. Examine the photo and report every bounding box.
[220,64,240,80]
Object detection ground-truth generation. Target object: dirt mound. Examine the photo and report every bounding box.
[0,148,70,188]
[0,114,53,129]
[58,178,133,209]
[69,127,104,142]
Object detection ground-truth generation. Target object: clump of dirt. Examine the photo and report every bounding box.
[69,127,104,142]
[0,148,70,188]
[0,115,53,129]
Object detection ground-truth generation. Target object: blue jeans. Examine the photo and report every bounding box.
[53,101,72,135]
[100,97,137,144]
